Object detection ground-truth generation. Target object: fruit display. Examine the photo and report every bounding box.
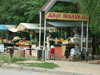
[15,39,31,45]
[53,38,68,44]
[12,36,21,41]
[0,40,3,43]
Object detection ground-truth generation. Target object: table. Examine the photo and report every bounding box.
[6,47,36,58]
[54,43,79,58]
[16,44,31,56]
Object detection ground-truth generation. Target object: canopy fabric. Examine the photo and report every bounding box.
[9,23,57,32]
[5,25,16,28]
[0,24,17,31]
[0,25,9,31]
[47,21,87,27]
[9,23,39,32]
[18,23,39,29]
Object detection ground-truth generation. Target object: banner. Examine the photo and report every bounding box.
[46,12,89,21]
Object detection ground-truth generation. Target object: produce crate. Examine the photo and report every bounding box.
[68,56,81,61]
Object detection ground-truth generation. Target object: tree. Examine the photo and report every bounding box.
[50,2,78,13]
[78,0,100,34]
[0,0,78,25]
[0,0,47,24]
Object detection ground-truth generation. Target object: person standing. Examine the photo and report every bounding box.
[50,45,55,60]
[47,33,52,60]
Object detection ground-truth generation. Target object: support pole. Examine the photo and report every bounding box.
[61,28,62,40]
[86,22,88,62]
[24,50,25,57]
[39,12,41,48]
[43,15,46,61]
[10,49,13,59]
[81,21,83,62]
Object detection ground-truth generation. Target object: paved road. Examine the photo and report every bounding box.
[0,68,60,75]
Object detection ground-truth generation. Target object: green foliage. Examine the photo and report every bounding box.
[0,0,78,25]
[79,0,100,34]
[16,62,59,69]
[0,0,47,24]
[11,56,31,62]
[0,56,31,63]
[50,2,78,13]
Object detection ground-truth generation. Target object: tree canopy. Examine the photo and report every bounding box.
[79,0,100,34]
[0,0,78,25]
[0,0,47,24]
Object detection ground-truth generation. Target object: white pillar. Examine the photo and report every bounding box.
[43,15,46,61]
[81,21,83,52]
[86,22,88,52]
[39,12,41,48]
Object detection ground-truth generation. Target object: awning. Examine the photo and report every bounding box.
[0,25,17,31]
[0,25,9,31]
[47,21,87,27]
[9,23,39,32]
[9,23,57,32]
[4,25,17,28]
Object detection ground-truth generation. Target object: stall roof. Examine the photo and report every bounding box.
[19,23,39,29]
[0,25,8,30]
[47,21,87,27]
[9,23,39,32]
[9,23,57,32]
[4,25,16,28]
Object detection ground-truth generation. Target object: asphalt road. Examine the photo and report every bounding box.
[0,68,60,75]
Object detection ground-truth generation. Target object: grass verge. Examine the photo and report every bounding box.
[0,55,59,69]
[0,56,31,63]
[16,62,59,69]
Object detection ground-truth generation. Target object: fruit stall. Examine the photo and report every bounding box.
[9,23,57,57]
[39,9,90,61]
[8,23,40,56]
[46,21,93,60]
[0,25,16,53]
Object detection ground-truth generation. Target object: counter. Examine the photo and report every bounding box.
[16,44,32,55]
[0,43,14,53]
[54,43,78,58]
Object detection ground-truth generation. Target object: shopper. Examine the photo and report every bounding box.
[47,33,52,60]
[50,45,55,60]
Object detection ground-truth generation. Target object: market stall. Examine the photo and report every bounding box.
[44,12,89,61]
[38,0,90,61]
[8,23,39,56]
[0,25,16,53]
[46,21,92,61]
[9,23,57,57]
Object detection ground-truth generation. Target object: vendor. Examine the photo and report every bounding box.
[69,32,75,42]
[47,33,53,60]
[71,32,75,38]
[11,32,16,40]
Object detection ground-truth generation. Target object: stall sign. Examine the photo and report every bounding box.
[46,12,89,21]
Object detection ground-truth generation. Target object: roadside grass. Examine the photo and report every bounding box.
[0,56,31,63]
[0,56,59,69]
[16,62,59,69]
